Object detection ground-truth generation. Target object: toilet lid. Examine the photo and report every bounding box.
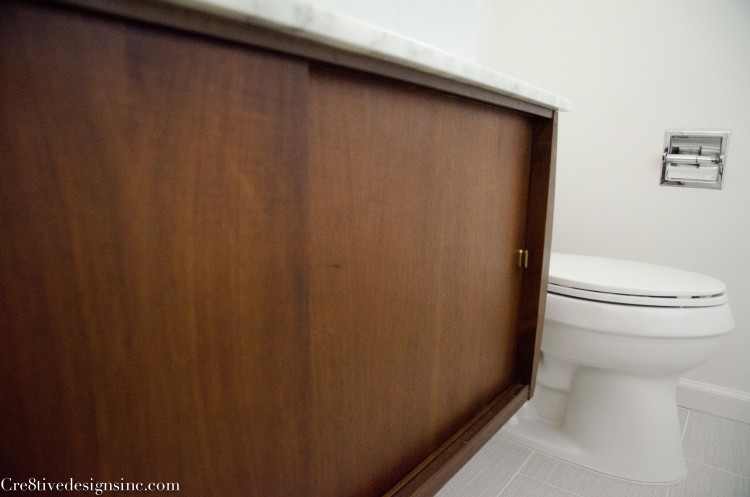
[548,253,728,307]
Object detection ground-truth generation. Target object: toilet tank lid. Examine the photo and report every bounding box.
[548,253,727,305]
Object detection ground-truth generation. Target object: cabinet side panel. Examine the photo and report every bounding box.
[308,65,534,497]
[516,113,557,393]
[0,3,310,495]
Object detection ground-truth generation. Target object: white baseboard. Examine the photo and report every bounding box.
[677,378,750,424]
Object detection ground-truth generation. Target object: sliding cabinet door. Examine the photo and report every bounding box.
[307,65,535,496]
[0,3,310,495]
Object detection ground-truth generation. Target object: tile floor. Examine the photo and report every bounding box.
[436,408,750,497]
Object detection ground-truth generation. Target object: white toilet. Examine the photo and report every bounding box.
[501,252,734,483]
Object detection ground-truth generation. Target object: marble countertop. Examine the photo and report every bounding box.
[165,0,572,111]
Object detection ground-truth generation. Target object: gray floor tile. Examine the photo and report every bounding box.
[519,453,671,497]
[668,461,750,497]
[499,474,580,497]
[682,410,750,477]
[437,409,750,497]
[435,437,532,497]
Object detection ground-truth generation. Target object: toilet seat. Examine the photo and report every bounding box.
[548,253,727,307]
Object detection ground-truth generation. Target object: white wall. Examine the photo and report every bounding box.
[477,0,750,417]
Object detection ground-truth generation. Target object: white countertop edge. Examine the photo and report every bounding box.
[163,0,572,112]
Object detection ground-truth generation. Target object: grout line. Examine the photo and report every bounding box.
[684,458,750,481]
[681,408,691,440]
[518,448,536,472]
[494,449,535,497]
[520,470,586,497]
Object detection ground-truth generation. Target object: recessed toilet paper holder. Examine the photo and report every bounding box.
[661,130,730,189]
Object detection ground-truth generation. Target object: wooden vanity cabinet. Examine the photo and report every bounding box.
[0,1,556,496]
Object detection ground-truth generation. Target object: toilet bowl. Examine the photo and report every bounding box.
[500,253,734,483]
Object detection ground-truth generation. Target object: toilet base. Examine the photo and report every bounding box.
[500,368,687,484]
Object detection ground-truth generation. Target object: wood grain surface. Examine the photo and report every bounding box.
[1,2,311,494]
[307,66,533,496]
[0,2,551,496]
